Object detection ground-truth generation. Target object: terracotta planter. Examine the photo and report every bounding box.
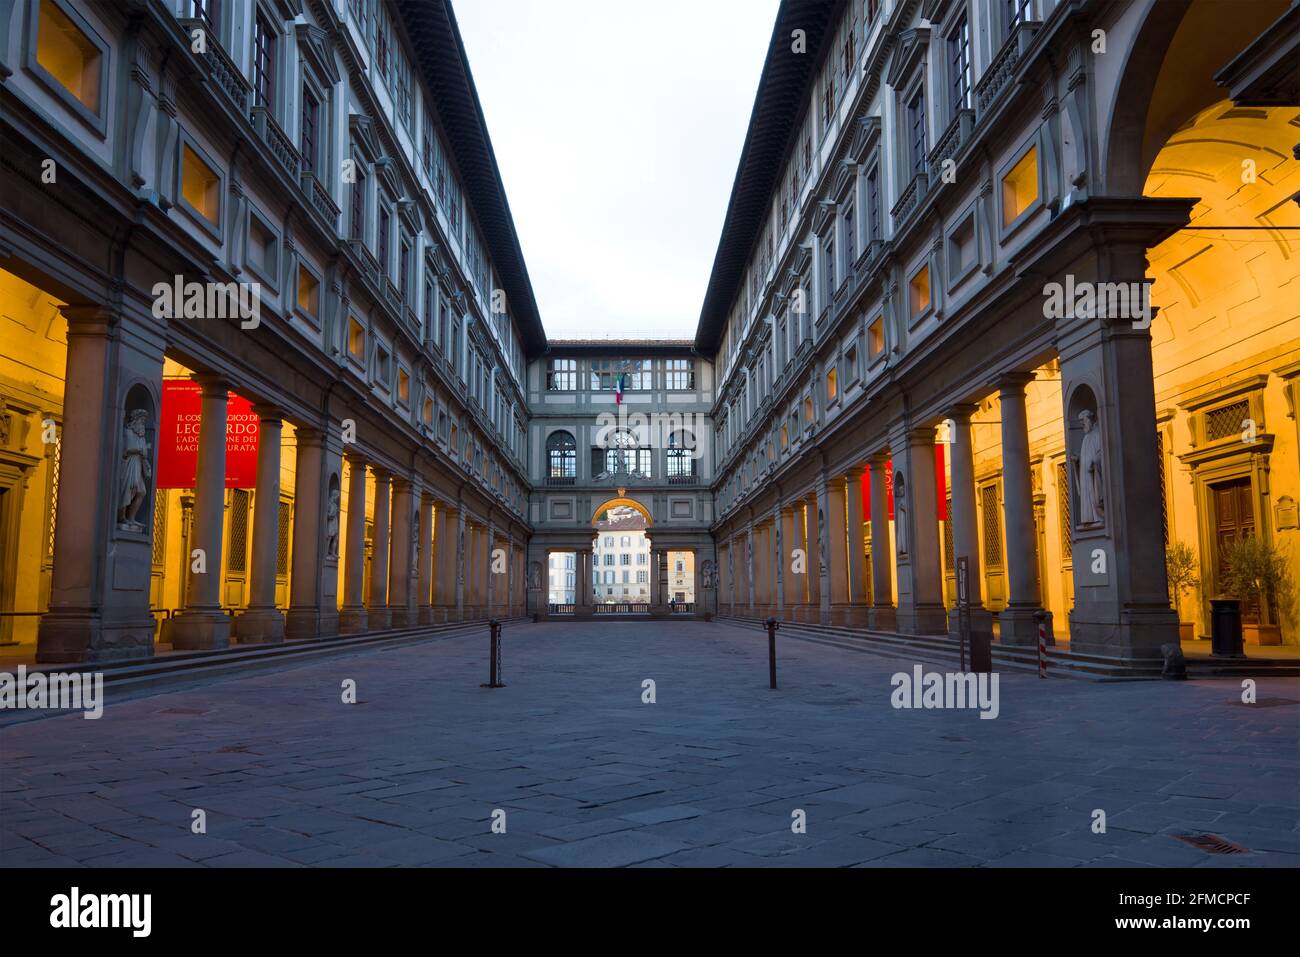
[1178,621,1194,643]
[1244,623,1282,646]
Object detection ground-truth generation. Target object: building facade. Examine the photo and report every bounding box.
[1,0,539,661]
[524,340,717,618]
[700,0,1300,658]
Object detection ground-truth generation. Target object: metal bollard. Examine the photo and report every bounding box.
[765,616,779,690]
[481,619,506,688]
[1035,610,1047,679]
[1210,598,1245,659]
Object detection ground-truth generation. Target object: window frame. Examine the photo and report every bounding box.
[25,0,110,136]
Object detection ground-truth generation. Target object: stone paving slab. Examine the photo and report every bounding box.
[1,619,1297,868]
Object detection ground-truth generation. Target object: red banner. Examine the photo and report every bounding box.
[862,446,948,522]
[157,380,260,489]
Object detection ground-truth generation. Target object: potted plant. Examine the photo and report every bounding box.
[1165,540,1200,642]
[1221,536,1295,646]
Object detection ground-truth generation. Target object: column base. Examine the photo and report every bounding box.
[390,608,418,628]
[947,606,994,638]
[234,607,285,644]
[650,604,670,618]
[166,610,231,651]
[896,604,948,636]
[833,604,871,627]
[1068,603,1177,660]
[337,607,368,634]
[284,607,338,640]
[36,611,156,663]
[999,605,1051,647]
[418,606,434,625]
[574,604,595,619]
[869,606,897,631]
[367,607,392,631]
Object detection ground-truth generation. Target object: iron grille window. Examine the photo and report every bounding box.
[547,431,576,479]
[1156,430,1169,545]
[228,489,250,573]
[667,431,696,478]
[276,500,291,575]
[949,14,972,115]
[981,484,1002,567]
[1057,461,1072,559]
[252,12,275,111]
[300,86,318,173]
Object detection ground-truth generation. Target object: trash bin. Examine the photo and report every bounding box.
[1210,598,1245,658]
[969,630,993,673]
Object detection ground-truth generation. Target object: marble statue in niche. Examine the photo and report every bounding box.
[1075,409,1105,528]
[118,409,153,532]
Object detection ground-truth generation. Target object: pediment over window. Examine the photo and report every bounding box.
[349,113,383,163]
[296,22,339,85]
[848,115,882,164]
[885,26,931,89]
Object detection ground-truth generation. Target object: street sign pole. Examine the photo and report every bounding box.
[956,556,970,673]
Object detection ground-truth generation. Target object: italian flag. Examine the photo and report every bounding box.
[615,372,625,405]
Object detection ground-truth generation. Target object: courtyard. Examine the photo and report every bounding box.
[1,620,1297,868]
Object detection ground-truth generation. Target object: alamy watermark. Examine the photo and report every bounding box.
[1042,275,1151,329]
[890,665,999,719]
[0,666,104,719]
[151,275,261,330]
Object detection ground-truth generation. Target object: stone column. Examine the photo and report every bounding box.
[388,478,415,627]
[237,405,285,643]
[813,478,832,625]
[657,547,670,615]
[434,503,452,621]
[339,454,368,633]
[169,375,232,650]
[947,404,992,635]
[868,453,896,630]
[844,467,869,626]
[285,426,340,640]
[998,374,1048,644]
[368,469,391,629]
[772,504,786,619]
[575,547,594,618]
[38,306,157,663]
[779,506,798,620]
[454,507,466,620]
[827,474,851,624]
[417,490,434,625]
[895,428,947,634]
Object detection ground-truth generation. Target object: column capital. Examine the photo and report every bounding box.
[251,403,285,422]
[844,465,867,481]
[191,373,232,396]
[906,425,938,446]
[344,450,368,467]
[296,426,327,448]
[867,449,891,467]
[58,303,117,330]
[371,467,392,484]
[948,402,980,422]
[997,371,1036,395]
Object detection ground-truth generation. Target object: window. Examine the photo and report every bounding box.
[949,14,972,116]
[1002,145,1039,227]
[35,0,102,112]
[298,265,320,319]
[398,238,411,299]
[377,207,390,276]
[948,214,977,277]
[350,167,365,241]
[667,431,695,479]
[868,317,889,358]
[347,318,365,360]
[804,396,814,423]
[842,30,855,78]
[666,359,694,390]
[246,215,276,278]
[547,431,576,479]
[300,86,319,173]
[910,264,931,316]
[841,202,855,269]
[621,554,631,566]
[423,278,434,340]
[822,231,836,297]
[374,344,391,387]
[866,164,881,243]
[1005,0,1033,38]
[827,367,838,402]
[423,398,434,426]
[252,11,275,111]
[181,144,220,225]
[397,369,410,405]
[546,358,577,391]
[908,89,928,176]
[186,0,221,33]
[595,429,651,477]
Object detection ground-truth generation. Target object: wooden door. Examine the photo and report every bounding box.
[1213,477,1257,621]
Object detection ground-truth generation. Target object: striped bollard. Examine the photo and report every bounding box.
[1035,610,1047,679]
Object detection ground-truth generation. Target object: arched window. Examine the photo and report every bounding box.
[546,430,576,481]
[667,430,695,482]
[594,428,650,478]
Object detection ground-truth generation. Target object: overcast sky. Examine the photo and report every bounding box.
[452,0,780,342]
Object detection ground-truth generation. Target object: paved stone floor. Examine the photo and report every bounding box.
[2,620,1297,868]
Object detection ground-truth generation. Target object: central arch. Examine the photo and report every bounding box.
[591,495,652,527]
